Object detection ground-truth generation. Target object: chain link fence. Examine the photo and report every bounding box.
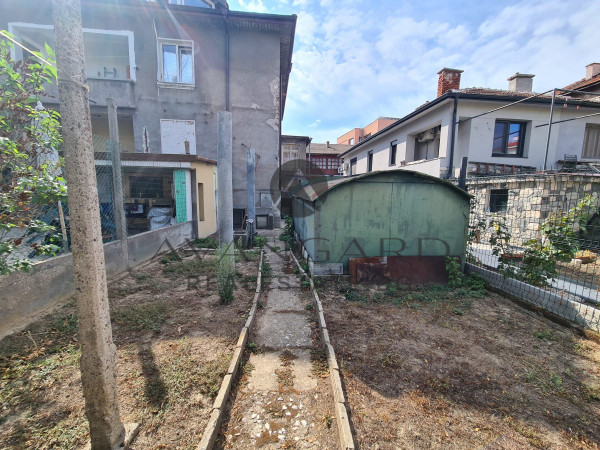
[458,169,600,331]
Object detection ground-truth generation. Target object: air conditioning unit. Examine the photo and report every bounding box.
[417,129,435,143]
[338,165,344,174]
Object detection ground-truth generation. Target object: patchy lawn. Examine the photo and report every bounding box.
[318,277,600,449]
[0,245,260,449]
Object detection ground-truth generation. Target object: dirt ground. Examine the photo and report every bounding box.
[319,277,600,449]
[0,243,260,449]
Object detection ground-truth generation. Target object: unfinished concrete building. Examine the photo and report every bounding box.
[1,0,297,234]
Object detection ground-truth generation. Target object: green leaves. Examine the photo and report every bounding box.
[0,31,65,273]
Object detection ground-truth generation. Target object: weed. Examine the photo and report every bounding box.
[215,247,236,304]
[247,341,259,353]
[279,216,296,250]
[305,303,315,311]
[50,314,78,335]
[322,412,333,429]
[112,301,170,331]
[300,261,310,274]
[293,267,300,275]
[385,282,398,297]
[301,280,311,289]
[163,257,217,278]
[193,237,219,249]
[371,292,384,303]
[254,235,267,249]
[445,256,463,287]
[131,271,151,283]
[534,329,555,340]
[313,277,325,288]
[271,245,281,252]
[257,301,264,310]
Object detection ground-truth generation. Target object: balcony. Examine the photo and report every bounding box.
[41,78,136,109]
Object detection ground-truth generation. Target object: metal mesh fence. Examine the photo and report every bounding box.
[4,141,125,265]
[459,170,600,331]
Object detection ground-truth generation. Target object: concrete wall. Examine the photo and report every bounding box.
[1,0,286,227]
[0,221,194,340]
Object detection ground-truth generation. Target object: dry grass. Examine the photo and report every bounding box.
[320,278,600,449]
[0,251,259,449]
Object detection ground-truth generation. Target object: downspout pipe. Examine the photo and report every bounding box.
[443,92,459,178]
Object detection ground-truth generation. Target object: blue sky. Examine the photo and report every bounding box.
[229,0,600,143]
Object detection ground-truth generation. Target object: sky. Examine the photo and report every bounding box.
[228,0,600,143]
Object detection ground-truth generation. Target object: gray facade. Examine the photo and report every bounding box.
[1,0,296,228]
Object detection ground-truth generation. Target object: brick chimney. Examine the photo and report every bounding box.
[508,73,534,92]
[437,68,463,97]
[586,63,600,80]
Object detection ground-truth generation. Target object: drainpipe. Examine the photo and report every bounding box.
[443,92,459,178]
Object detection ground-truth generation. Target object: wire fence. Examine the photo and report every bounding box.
[5,138,181,267]
[458,170,600,331]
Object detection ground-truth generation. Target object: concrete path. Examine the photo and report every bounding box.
[218,231,339,449]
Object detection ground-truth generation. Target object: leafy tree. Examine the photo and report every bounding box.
[0,33,66,274]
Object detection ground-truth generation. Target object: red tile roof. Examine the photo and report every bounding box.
[563,74,600,91]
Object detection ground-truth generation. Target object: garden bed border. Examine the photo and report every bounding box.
[197,249,264,450]
[290,250,356,450]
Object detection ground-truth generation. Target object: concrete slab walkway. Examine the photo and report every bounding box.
[217,231,339,449]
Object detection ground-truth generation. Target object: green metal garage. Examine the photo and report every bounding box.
[291,170,471,280]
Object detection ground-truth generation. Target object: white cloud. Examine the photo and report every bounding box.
[282,0,600,141]
[237,0,268,12]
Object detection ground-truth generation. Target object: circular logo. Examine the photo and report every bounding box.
[270,158,342,218]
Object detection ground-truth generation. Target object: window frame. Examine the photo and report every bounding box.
[582,124,600,160]
[389,140,397,166]
[492,120,526,158]
[157,38,195,88]
[367,150,374,172]
[489,188,509,213]
[350,157,357,175]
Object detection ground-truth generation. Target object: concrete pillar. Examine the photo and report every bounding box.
[247,147,256,218]
[107,98,127,241]
[53,0,126,448]
[217,111,233,246]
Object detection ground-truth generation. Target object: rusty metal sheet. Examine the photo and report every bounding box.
[349,257,380,284]
[350,256,451,285]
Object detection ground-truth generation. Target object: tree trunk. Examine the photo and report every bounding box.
[52,0,126,448]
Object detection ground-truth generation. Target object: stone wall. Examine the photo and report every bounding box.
[466,174,600,248]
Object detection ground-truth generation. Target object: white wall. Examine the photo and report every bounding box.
[342,100,453,176]
[343,97,600,178]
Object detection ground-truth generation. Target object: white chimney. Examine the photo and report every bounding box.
[586,63,600,80]
[508,73,535,92]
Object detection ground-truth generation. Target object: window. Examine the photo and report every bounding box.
[367,151,374,172]
[389,140,397,166]
[159,39,194,85]
[489,189,509,213]
[349,138,354,145]
[350,157,357,175]
[130,176,164,198]
[492,120,526,157]
[582,124,600,159]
